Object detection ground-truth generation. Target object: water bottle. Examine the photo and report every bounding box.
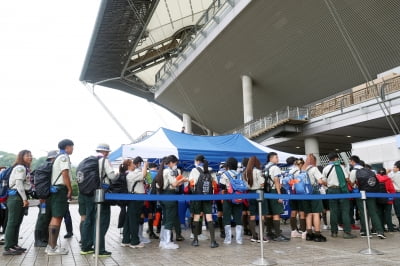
[40,202,46,214]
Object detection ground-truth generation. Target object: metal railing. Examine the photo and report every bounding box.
[308,75,400,118]
[153,0,231,87]
[230,106,309,137]
[231,75,400,139]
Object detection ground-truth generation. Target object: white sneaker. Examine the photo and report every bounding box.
[120,243,130,247]
[129,243,144,249]
[338,225,344,231]
[46,245,69,255]
[291,230,302,238]
[223,239,231,244]
[190,233,194,239]
[322,225,329,230]
[301,231,307,240]
[140,236,151,244]
[161,242,179,249]
[198,234,209,241]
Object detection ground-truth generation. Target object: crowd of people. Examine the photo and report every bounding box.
[1,139,400,257]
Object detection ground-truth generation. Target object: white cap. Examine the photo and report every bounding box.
[96,143,111,152]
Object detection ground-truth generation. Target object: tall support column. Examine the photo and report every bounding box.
[242,75,254,123]
[182,113,192,134]
[304,137,321,165]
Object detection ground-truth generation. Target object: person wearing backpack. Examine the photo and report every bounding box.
[323,152,356,239]
[45,139,74,256]
[33,150,58,247]
[287,158,307,239]
[155,155,188,249]
[302,154,327,242]
[146,163,160,239]
[189,155,219,248]
[80,143,116,257]
[0,167,8,239]
[2,150,32,255]
[349,156,385,239]
[264,152,290,242]
[219,157,247,245]
[376,168,396,232]
[120,157,148,249]
[243,156,268,243]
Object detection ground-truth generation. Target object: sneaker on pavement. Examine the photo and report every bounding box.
[306,233,314,241]
[313,234,327,242]
[13,245,26,252]
[161,242,179,249]
[80,248,95,255]
[351,224,360,230]
[273,235,290,242]
[338,225,344,231]
[343,232,357,239]
[257,237,269,243]
[46,246,69,255]
[94,250,112,257]
[120,243,130,247]
[377,233,386,239]
[129,243,145,248]
[301,231,307,240]
[140,237,151,244]
[291,230,302,238]
[3,248,23,255]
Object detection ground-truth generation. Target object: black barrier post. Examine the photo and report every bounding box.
[359,190,383,255]
[252,190,277,266]
[94,189,105,266]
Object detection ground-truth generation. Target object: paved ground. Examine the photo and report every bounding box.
[1,204,400,266]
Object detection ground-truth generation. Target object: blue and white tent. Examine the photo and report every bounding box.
[109,128,300,170]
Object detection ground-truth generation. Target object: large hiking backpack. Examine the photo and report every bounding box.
[194,167,213,195]
[33,160,62,199]
[76,156,104,196]
[225,170,247,204]
[0,167,13,203]
[293,170,313,194]
[356,168,379,192]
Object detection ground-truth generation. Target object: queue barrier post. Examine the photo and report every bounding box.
[252,190,277,266]
[359,190,383,255]
[94,189,105,266]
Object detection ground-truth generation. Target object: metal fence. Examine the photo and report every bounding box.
[154,0,231,86]
[230,106,309,137]
[308,75,400,118]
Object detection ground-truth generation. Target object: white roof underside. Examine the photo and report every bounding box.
[135,0,213,86]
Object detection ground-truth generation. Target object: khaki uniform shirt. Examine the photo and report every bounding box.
[126,169,145,194]
[305,165,324,186]
[9,164,31,200]
[52,154,71,185]
[323,163,348,188]
[98,154,117,184]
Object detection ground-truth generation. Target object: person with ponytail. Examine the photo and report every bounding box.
[3,150,32,255]
[243,156,268,243]
[121,157,148,249]
[302,154,327,242]
[156,155,188,249]
[189,155,219,248]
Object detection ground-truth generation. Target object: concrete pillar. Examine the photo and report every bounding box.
[206,129,212,136]
[242,75,254,123]
[182,113,192,134]
[304,137,321,165]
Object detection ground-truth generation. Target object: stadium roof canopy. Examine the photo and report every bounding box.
[80,0,212,103]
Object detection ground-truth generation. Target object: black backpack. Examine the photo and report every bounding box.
[263,165,274,193]
[33,160,62,199]
[194,167,213,195]
[356,168,379,192]
[109,172,128,194]
[376,181,389,204]
[76,156,105,196]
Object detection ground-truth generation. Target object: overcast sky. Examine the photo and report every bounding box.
[0,0,182,165]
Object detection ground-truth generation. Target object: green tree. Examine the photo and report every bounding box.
[31,156,47,170]
[0,151,16,167]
